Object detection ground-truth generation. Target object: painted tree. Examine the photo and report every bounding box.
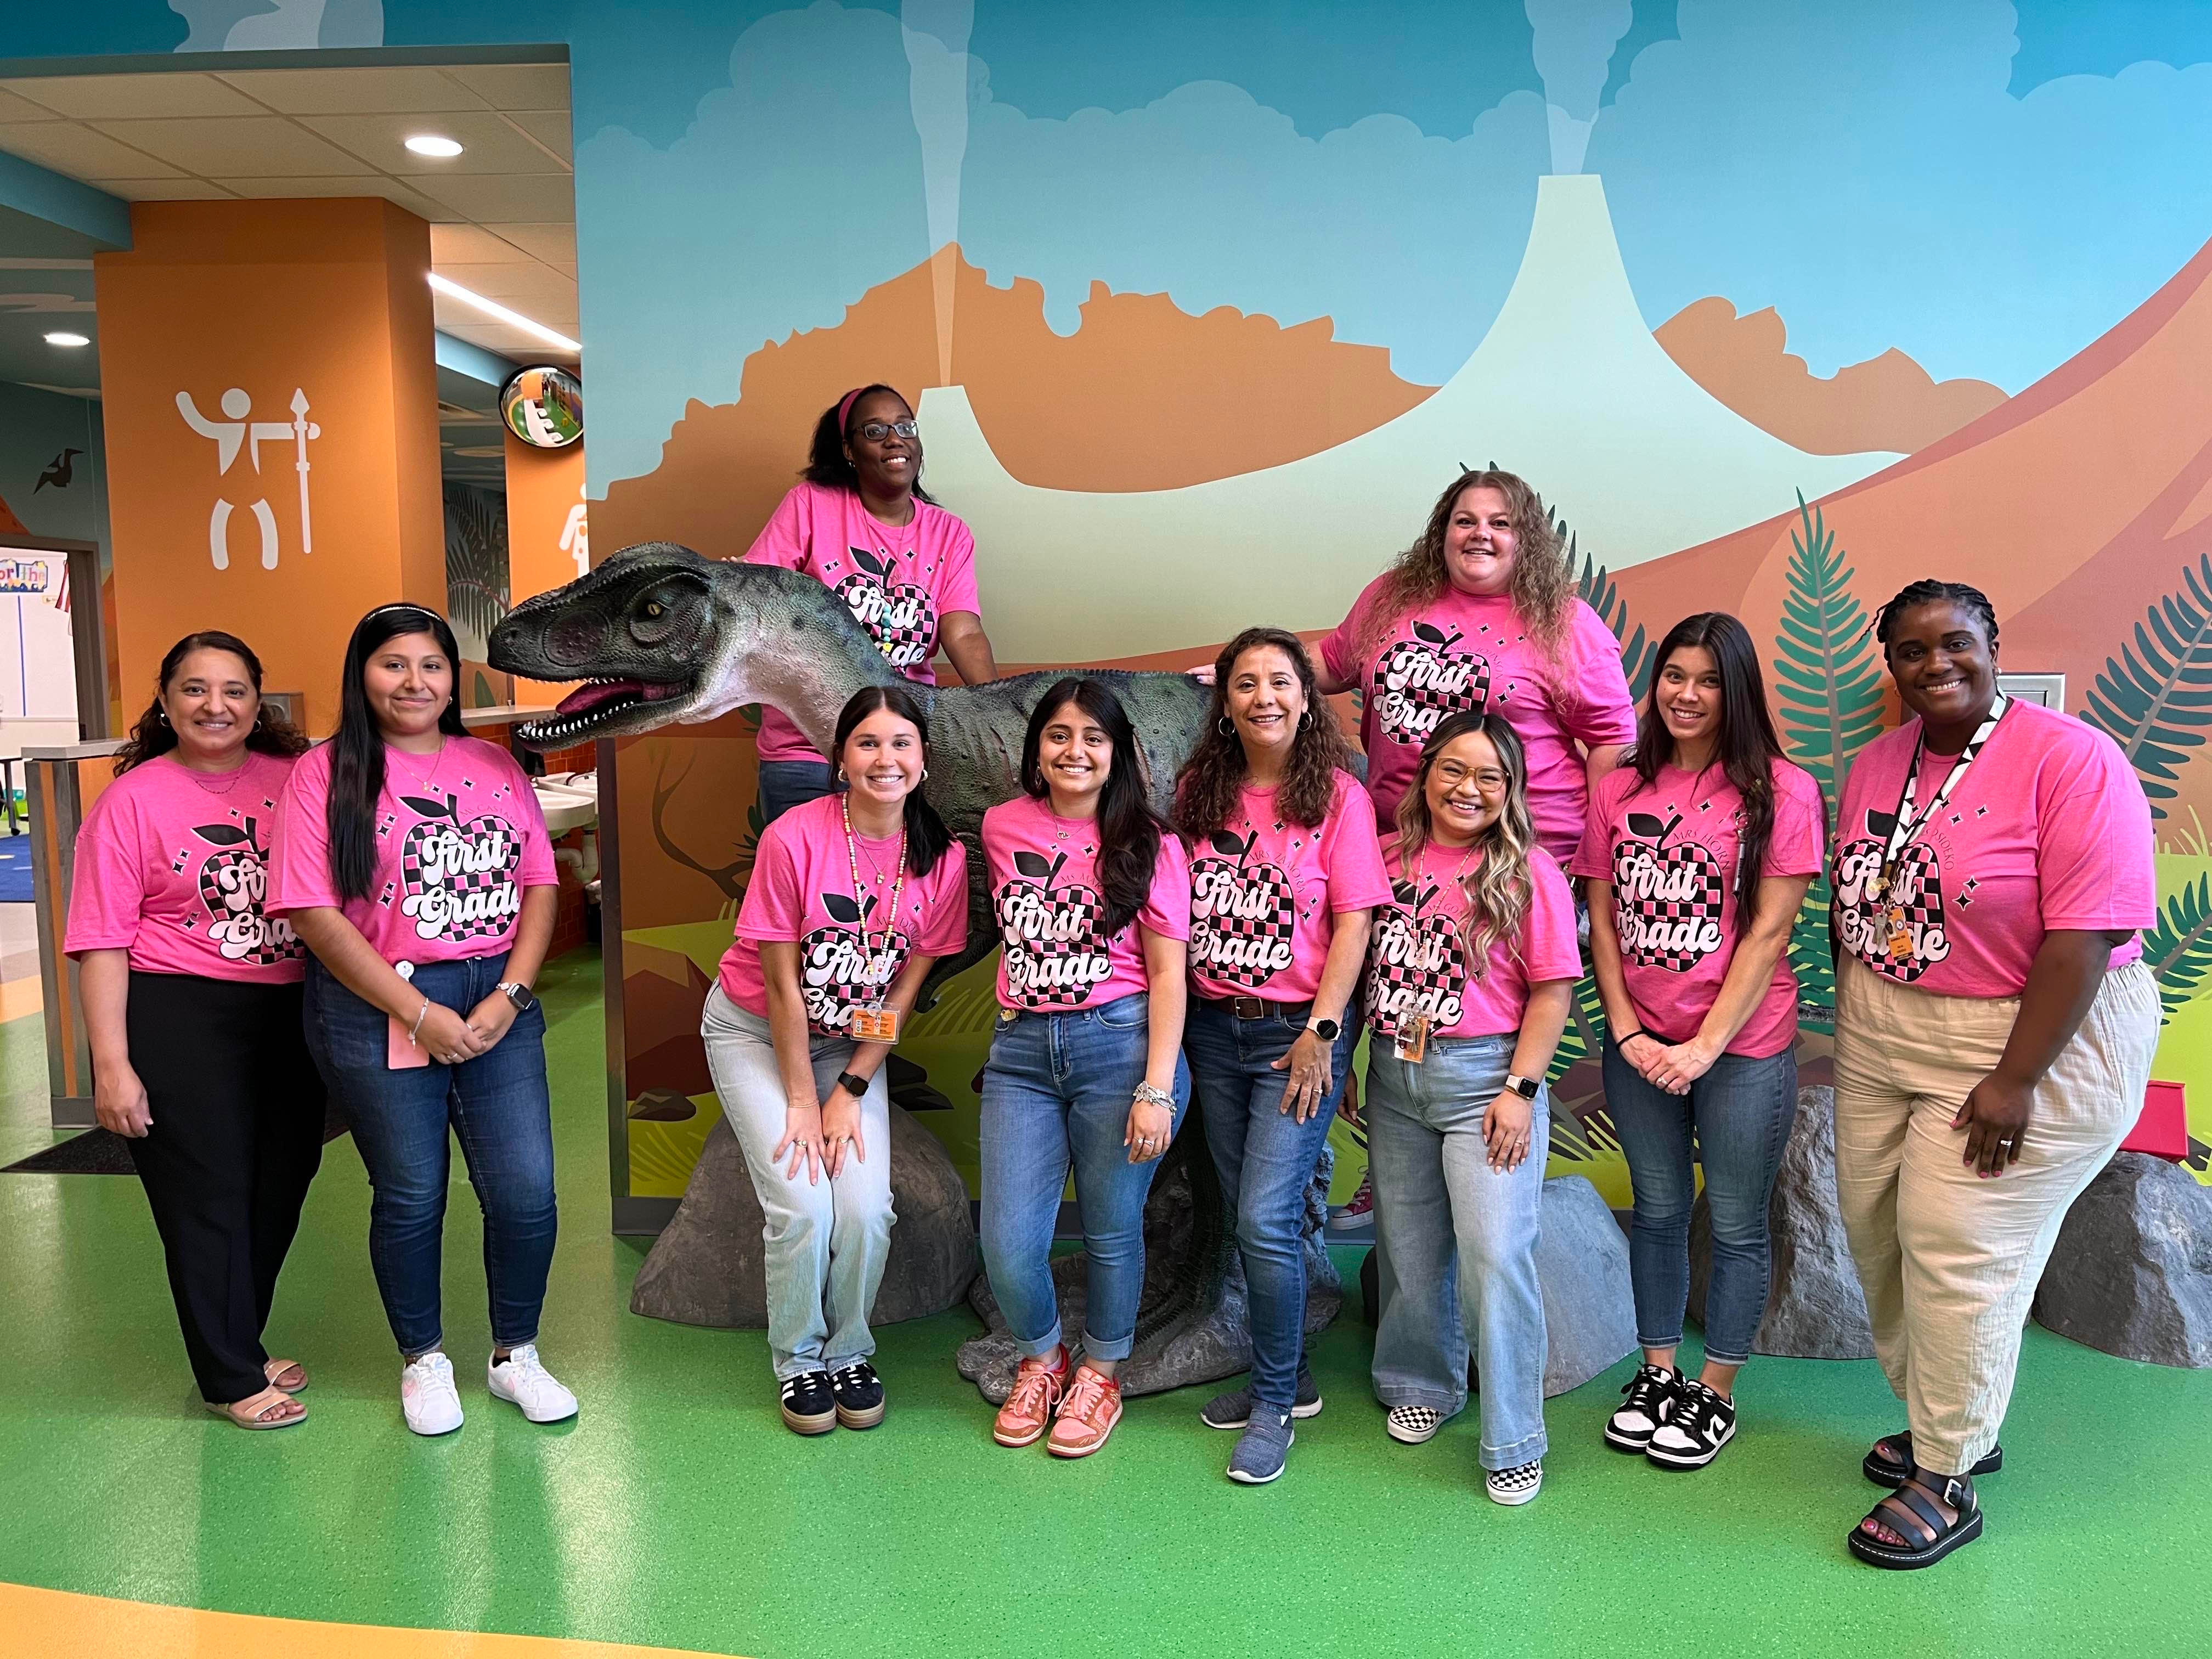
[2080,550,2212,824]
[1771,494,1886,1030]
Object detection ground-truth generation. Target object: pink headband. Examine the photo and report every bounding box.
[835,387,867,434]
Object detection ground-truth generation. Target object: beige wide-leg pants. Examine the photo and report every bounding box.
[1831,955,2158,1476]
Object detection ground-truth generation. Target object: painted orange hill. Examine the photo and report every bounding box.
[596,249,1432,554]
[1655,297,2008,455]
[1615,228,2212,827]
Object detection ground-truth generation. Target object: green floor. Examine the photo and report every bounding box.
[1,947,2207,1658]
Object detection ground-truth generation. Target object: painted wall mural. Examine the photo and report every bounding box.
[7,1,2212,1205]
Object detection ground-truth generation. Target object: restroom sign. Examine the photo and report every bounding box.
[175,386,320,571]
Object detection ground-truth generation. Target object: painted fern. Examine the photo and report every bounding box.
[2080,551,2212,821]
[1575,542,1658,702]
[1771,493,1886,1029]
[442,482,510,659]
[2145,873,2212,1024]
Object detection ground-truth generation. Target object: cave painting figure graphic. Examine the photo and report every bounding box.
[175,387,320,571]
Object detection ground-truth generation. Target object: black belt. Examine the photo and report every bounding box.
[1207,995,1313,1023]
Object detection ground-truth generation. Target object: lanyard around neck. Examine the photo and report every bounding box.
[841,795,907,957]
[1878,694,2008,894]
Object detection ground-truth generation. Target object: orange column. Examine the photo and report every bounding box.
[503,430,586,701]
[94,199,443,735]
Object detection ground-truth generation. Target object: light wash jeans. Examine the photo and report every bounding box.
[1183,998,1356,1409]
[1604,1040,1798,1365]
[979,996,1190,1363]
[1367,1032,1549,1470]
[700,984,894,1380]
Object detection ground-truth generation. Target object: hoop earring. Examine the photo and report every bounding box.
[1217,715,1234,737]
[921,767,929,782]
[836,766,847,783]
[1297,709,1312,731]
[157,710,170,725]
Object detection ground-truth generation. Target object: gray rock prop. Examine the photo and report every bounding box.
[1688,1085,1875,1360]
[1356,1173,1637,1397]
[2032,1151,2212,1368]
[956,1131,1341,1402]
[630,1105,977,1328]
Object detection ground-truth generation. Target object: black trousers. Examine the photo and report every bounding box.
[122,972,326,1404]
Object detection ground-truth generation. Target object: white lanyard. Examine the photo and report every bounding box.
[1877,693,2008,900]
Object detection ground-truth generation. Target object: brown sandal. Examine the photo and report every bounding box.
[206,1385,306,1430]
[264,1358,308,1392]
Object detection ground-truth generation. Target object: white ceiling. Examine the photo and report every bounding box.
[0,63,577,365]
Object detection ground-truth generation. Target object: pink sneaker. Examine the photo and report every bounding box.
[994,1351,1068,1448]
[1046,1364,1124,1458]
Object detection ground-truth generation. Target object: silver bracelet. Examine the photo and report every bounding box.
[1132,1082,1175,1111]
[408,998,432,1042]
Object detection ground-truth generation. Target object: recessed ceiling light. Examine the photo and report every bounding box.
[405,134,465,159]
[427,273,581,353]
[44,331,89,348]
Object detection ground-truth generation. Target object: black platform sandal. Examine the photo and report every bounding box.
[1863,1431,2002,1488]
[1847,1474,1983,1570]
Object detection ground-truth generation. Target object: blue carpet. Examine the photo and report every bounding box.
[0,840,29,904]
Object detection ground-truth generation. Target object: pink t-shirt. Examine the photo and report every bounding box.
[984,793,1192,1011]
[1367,835,1582,1040]
[718,793,969,1035]
[1571,758,1826,1057]
[1186,770,1393,1003]
[64,751,307,982]
[1319,578,1637,859]
[267,736,558,966]
[1832,699,2153,998]
[742,481,982,763]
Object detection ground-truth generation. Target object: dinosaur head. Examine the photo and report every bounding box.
[488,541,891,750]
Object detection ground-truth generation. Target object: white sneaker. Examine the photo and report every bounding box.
[488,1343,579,1424]
[400,1351,465,1436]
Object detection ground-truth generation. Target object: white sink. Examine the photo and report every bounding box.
[533,772,599,837]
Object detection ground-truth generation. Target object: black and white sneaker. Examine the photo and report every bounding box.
[1486,1459,1543,1505]
[1645,1381,1735,1470]
[1385,1404,1444,1444]
[779,1370,837,1435]
[1201,1368,1324,1430]
[1604,1363,1681,1453]
[829,1362,885,1430]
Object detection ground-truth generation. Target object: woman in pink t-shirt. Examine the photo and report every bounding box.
[65,630,318,1430]
[269,604,573,1440]
[1573,612,1823,1471]
[980,678,1193,1460]
[702,686,968,1436]
[743,384,1000,824]
[1313,468,1638,858]
[1364,713,1578,1506]
[1171,627,1390,1483]
[1831,580,2157,1570]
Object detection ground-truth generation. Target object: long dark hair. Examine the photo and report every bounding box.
[801,383,938,506]
[115,630,308,775]
[830,685,952,878]
[328,603,469,903]
[1631,612,1787,936]
[1019,677,1163,938]
[1174,627,1353,837]
[1394,712,1536,979]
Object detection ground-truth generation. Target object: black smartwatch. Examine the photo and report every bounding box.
[1306,1017,1341,1041]
[498,980,537,1014]
[836,1071,868,1098]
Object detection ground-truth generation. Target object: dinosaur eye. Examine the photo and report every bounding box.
[631,584,690,645]
[645,602,664,619]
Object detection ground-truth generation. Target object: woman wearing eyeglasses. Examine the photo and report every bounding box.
[741,385,1001,824]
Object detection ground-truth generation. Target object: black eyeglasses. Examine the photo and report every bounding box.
[856,419,918,441]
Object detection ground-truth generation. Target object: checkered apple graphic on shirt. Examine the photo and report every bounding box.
[1189,828,1296,989]
[1364,877,1468,1036]
[1610,810,1726,972]
[193,815,303,965]
[834,546,937,671]
[798,889,913,1034]
[996,849,1110,1007]
[1832,807,1946,983]
[1372,621,1489,746]
[397,792,522,943]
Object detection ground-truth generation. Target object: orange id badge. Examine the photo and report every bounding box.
[388,962,429,1070]
[1884,905,1915,962]
[849,1005,902,1043]
[1393,1013,1431,1065]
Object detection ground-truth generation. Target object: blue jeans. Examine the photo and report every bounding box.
[1367,1033,1549,1470]
[979,996,1190,1362]
[1604,1038,1798,1365]
[1184,998,1355,1408]
[303,953,556,1357]
[757,759,838,826]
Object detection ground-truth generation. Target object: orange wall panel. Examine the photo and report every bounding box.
[504,431,588,702]
[95,199,444,735]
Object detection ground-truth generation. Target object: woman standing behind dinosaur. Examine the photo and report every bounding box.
[743,385,1000,825]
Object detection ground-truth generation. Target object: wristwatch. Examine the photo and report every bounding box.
[1307,1017,1341,1041]
[499,981,537,1014]
[1503,1072,1541,1101]
[836,1071,868,1098]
